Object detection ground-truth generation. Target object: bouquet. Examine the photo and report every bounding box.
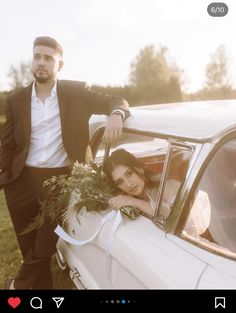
[22,162,140,234]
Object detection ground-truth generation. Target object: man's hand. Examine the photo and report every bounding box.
[102,114,123,143]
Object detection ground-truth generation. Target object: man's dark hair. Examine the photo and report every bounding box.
[33,36,63,57]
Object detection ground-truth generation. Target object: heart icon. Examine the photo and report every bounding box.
[8,297,21,309]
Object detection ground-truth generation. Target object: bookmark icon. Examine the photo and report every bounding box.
[215,297,226,309]
[52,297,64,309]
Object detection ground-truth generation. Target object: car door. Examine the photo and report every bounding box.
[167,233,236,288]
[59,129,207,289]
[67,129,206,289]
[64,207,207,289]
[171,135,236,288]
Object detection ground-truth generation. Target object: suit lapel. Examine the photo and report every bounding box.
[57,80,68,131]
[20,84,32,143]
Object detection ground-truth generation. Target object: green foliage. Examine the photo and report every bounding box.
[0,117,5,139]
[1,43,236,104]
[0,191,21,288]
[197,45,234,100]
[0,92,7,116]
[129,45,183,104]
[23,162,140,234]
[204,45,232,90]
[91,85,138,107]
[8,61,33,91]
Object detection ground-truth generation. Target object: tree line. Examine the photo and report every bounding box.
[0,44,235,115]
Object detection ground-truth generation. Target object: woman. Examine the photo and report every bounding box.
[103,149,211,237]
[103,149,160,217]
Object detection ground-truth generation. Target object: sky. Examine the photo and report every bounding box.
[0,0,236,92]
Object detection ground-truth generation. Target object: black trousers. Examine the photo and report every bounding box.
[4,166,70,289]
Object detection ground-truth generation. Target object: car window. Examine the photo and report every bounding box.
[183,137,236,255]
[94,131,169,216]
[156,145,193,224]
[95,132,168,160]
[94,131,196,223]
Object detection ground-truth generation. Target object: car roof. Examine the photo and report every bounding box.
[126,99,236,142]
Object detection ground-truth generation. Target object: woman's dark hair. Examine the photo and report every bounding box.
[103,149,155,190]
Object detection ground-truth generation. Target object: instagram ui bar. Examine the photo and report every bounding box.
[207,2,228,17]
[52,297,64,309]
[215,297,226,309]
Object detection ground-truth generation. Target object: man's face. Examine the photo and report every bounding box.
[32,45,63,83]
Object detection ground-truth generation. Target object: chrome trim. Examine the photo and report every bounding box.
[165,143,210,233]
[56,250,67,271]
[153,142,171,222]
[154,141,196,227]
[182,232,236,261]
[70,267,87,289]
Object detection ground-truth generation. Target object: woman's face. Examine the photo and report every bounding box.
[111,165,146,197]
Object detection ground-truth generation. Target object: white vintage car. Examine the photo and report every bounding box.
[56,99,236,289]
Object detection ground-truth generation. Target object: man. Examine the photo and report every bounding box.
[0,36,130,289]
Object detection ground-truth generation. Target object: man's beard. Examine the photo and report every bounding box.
[33,71,52,83]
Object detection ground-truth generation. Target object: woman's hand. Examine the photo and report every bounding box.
[109,194,155,217]
[109,195,137,210]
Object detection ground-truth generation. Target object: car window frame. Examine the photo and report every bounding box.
[177,130,236,261]
[154,140,196,226]
[90,126,196,228]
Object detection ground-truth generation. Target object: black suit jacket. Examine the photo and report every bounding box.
[0,80,126,188]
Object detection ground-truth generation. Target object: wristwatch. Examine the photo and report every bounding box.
[111,109,126,121]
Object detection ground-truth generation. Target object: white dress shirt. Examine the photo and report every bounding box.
[25,82,69,168]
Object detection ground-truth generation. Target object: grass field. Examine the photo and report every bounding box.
[0,190,74,289]
[0,116,5,123]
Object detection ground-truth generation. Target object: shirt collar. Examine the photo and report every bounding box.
[31,80,57,99]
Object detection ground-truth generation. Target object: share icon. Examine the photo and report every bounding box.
[52,297,64,309]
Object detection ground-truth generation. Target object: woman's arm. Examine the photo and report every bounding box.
[109,195,154,217]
